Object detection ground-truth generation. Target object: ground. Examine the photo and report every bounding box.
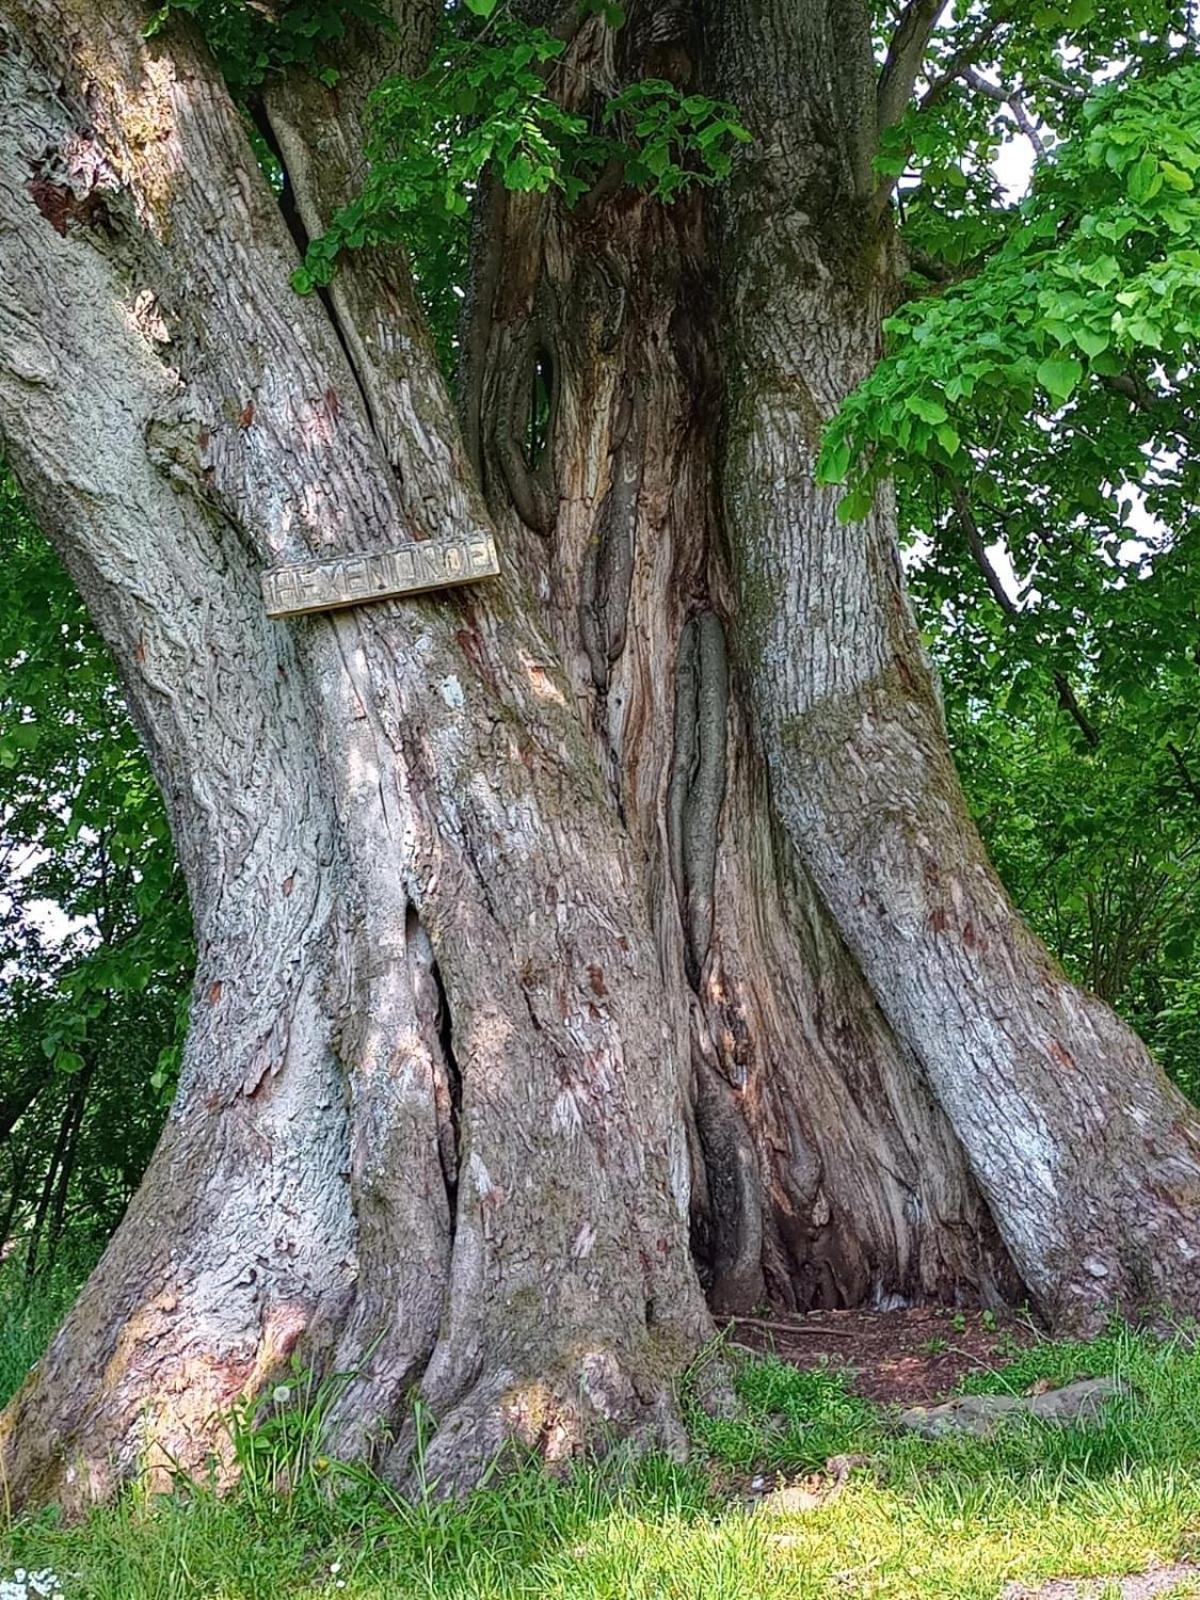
[727,1305,1041,1404]
[4,1279,1200,1600]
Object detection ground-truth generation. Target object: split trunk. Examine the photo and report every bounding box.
[1,0,1198,1514]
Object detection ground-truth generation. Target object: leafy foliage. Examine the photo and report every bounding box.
[935,651,1200,1098]
[146,0,389,91]
[0,476,193,1272]
[822,62,1200,509]
[293,8,749,351]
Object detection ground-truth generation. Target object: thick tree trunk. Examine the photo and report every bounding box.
[3,0,1199,1520]
[0,38,358,1504]
[0,0,709,1510]
[707,0,1200,1328]
[460,7,1014,1315]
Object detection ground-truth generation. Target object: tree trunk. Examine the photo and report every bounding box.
[0,23,359,1500]
[706,0,1200,1328]
[0,0,708,1510]
[459,7,1013,1316]
[1,0,1199,1520]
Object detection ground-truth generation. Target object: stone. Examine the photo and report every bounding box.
[897,1378,1122,1439]
[1003,1560,1200,1598]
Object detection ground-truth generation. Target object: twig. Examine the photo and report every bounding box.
[1168,741,1200,809]
[947,477,1100,747]
[729,1315,856,1339]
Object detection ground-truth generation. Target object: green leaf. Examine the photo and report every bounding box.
[906,394,948,424]
[1160,161,1194,192]
[1036,355,1084,403]
[836,481,875,523]
[817,437,852,484]
[1072,326,1110,358]
[1127,153,1163,203]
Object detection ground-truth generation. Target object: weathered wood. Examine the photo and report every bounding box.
[261,532,500,618]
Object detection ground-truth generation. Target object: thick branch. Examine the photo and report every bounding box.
[877,0,945,138]
[870,3,1019,220]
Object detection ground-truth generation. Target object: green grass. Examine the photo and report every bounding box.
[4,1296,1200,1598]
[0,1253,94,1412]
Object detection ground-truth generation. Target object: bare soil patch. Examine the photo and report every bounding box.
[726,1306,1042,1404]
[1004,1564,1200,1598]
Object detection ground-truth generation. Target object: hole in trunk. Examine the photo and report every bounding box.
[523,346,554,471]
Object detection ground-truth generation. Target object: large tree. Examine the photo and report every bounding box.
[1,0,1198,1512]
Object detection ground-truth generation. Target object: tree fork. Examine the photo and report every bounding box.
[464,2,1015,1317]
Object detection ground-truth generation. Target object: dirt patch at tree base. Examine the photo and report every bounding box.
[726,1306,1043,1405]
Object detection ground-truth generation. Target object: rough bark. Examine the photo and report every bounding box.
[3,0,1197,1519]
[0,31,360,1507]
[0,0,709,1510]
[707,0,1200,1328]
[461,5,1014,1315]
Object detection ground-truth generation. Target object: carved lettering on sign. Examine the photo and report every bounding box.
[261,533,501,619]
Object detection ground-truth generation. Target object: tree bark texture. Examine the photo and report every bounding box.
[705,0,1200,1328]
[460,6,1013,1318]
[0,0,1196,1517]
[0,0,709,1509]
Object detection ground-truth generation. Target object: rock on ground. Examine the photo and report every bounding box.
[897,1378,1123,1439]
[1004,1562,1200,1598]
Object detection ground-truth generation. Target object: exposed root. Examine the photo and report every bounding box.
[384,1351,695,1499]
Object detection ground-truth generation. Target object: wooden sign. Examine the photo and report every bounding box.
[262,532,500,619]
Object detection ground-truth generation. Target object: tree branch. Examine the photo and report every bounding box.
[1052,673,1100,749]
[948,479,1100,747]
[961,66,1046,158]
[870,2,1021,222]
[1168,741,1200,809]
[949,479,1019,619]
[260,0,484,543]
[918,4,1017,114]
[877,0,945,139]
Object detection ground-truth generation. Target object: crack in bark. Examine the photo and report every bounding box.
[668,611,729,987]
[407,905,462,1235]
[579,377,642,693]
[690,1049,766,1313]
[257,103,394,474]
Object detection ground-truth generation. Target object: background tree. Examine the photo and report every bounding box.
[0,0,1197,1514]
[0,480,191,1274]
